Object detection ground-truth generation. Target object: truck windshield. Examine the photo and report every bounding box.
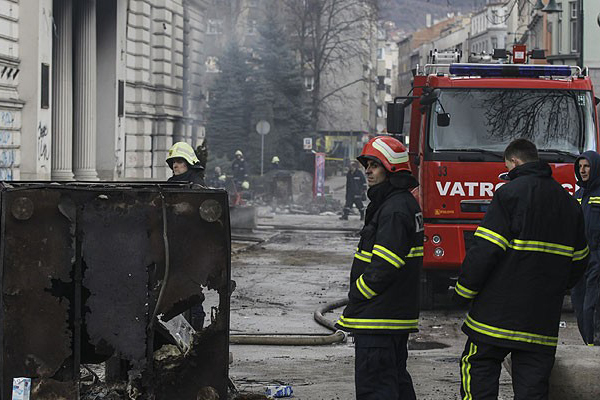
[429,89,597,157]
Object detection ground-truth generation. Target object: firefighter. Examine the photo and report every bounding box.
[232,150,248,189]
[166,142,205,185]
[340,160,367,220]
[165,141,206,330]
[335,136,423,400]
[454,139,589,399]
[207,166,226,189]
[572,151,600,345]
[271,155,280,171]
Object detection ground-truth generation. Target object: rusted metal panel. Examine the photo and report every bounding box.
[81,193,156,364]
[1,189,75,399]
[0,183,231,400]
[159,194,231,319]
[154,192,232,399]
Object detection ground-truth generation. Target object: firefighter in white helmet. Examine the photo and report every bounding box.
[165,141,206,329]
[271,156,280,171]
[166,142,205,185]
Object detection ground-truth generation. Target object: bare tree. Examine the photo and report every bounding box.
[281,0,379,132]
[479,90,583,146]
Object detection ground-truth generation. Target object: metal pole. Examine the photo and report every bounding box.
[261,134,264,176]
[579,0,584,68]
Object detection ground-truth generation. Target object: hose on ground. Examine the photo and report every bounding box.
[314,298,349,331]
[229,298,349,346]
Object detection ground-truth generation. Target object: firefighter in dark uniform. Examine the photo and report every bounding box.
[166,141,206,330]
[335,136,424,400]
[232,150,248,189]
[166,141,205,186]
[340,161,367,220]
[572,151,600,345]
[454,139,589,400]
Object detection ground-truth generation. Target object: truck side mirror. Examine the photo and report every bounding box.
[437,113,450,127]
[387,102,405,134]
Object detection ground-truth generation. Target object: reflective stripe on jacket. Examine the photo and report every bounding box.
[455,161,589,353]
[336,180,423,335]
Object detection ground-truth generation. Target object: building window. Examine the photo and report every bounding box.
[491,37,498,50]
[556,3,563,54]
[377,48,384,60]
[247,19,257,35]
[569,1,578,52]
[386,69,391,78]
[557,20,562,53]
[385,85,391,95]
[558,3,563,21]
[207,19,223,35]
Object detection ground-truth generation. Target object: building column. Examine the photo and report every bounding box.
[51,0,74,180]
[73,0,98,180]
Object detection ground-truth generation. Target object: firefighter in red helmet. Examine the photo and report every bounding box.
[335,136,423,400]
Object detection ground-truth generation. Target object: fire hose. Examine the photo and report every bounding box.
[229,298,349,345]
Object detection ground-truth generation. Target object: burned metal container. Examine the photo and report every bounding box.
[0,182,231,399]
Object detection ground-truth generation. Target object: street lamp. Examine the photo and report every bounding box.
[541,0,561,13]
[533,0,546,11]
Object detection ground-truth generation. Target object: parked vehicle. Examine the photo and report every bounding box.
[387,46,600,308]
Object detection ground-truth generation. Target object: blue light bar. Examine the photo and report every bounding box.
[449,64,573,78]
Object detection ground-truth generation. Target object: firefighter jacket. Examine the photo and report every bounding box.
[336,174,424,335]
[574,150,600,250]
[345,168,367,202]
[232,158,248,182]
[168,168,205,185]
[454,161,589,353]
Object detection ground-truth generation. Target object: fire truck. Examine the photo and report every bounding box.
[387,46,600,308]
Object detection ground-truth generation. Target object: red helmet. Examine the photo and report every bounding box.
[357,136,410,173]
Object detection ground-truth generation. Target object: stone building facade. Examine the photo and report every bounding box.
[0,1,26,181]
[1,0,209,182]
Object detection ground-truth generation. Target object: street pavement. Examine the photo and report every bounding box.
[228,210,585,399]
[228,171,590,399]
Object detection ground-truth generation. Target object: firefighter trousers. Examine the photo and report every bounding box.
[460,338,555,400]
[342,197,365,218]
[354,333,416,400]
[571,250,600,345]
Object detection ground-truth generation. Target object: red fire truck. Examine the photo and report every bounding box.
[387,47,600,308]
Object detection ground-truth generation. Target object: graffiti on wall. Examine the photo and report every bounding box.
[37,122,50,172]
[0,149,15,167]
[0,130,13,146]
[115,135,123,178]
[0,109,21,181]
[0,168,13,180]
[0,111,14,128]
[0,110,16,180]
